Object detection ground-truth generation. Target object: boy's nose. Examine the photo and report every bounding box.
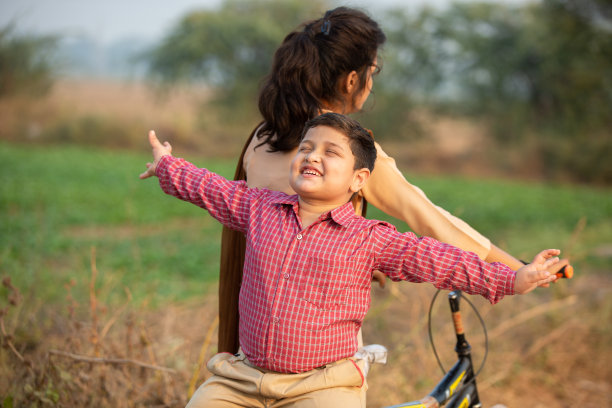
[305,151,321,163]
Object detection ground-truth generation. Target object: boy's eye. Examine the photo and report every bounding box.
[326,149,338,155]
[298,146,311,152]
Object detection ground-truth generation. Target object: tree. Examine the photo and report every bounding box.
[380,0,612,182]
[385,1,612,132]
[0,24,57,98]
[146,0,329,118]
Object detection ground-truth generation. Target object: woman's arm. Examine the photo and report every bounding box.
[362,142,523,270]
[486,244,524,271]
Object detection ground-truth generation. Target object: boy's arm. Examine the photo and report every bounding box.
[139,130,254,232]
[373,228,513,304]
[372,226,567,304]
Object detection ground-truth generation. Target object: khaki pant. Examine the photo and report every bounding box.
[186,352,367,408]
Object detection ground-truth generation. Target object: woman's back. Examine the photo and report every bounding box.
[243,132,297,194]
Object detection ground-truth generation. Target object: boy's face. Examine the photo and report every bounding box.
[289,125,370,206]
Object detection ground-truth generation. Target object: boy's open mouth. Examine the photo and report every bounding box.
[301,166,322,176]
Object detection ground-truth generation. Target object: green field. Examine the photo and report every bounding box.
[1,141,611,407]
[1,141,610,307]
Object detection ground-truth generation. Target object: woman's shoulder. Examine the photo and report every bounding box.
[372,140,391,159]
[243,124,268,164]
[243,127,297,194]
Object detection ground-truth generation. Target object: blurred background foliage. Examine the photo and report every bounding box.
[1,0,611,183]
[146,0,329,123]
[0,24,57,97]
[144,0,612,184]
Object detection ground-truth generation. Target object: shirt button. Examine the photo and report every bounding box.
[296,233,303,240]
[272,317,280,324]
[283,273,290,279]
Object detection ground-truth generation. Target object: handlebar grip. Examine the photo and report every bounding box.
[522,260,574,279]
[452,310,464,336]
[556,264,574,279]
[448,292,464,336]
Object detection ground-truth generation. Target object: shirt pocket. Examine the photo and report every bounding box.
[298,255,356,311]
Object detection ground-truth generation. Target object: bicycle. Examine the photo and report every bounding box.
[377,265,574,408]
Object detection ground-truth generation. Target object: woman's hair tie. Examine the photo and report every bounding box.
[321,10,332,35]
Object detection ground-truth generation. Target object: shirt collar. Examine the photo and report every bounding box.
[328,201,356,227]
[271,194,355,227]
[271,193,299,207]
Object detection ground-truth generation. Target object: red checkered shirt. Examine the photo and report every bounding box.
[156,156,516,373]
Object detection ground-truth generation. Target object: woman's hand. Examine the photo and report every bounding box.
[372,270,386,288]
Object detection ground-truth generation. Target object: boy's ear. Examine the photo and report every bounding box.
[349,168,371,193]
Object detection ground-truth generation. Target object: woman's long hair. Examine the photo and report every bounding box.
[256,7,386,152]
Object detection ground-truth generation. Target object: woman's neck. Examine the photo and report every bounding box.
[320,99,353,115]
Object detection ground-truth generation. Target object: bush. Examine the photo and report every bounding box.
[0,24,57,98]
[539,131,612,184]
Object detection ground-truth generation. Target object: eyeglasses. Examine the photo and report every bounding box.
[371,64,381,76]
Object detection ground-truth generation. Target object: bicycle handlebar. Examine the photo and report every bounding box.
[522,260,574,279]
[557,264,573,279]
[386,263,572,408]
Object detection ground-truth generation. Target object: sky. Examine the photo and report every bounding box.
[0,0,531,45]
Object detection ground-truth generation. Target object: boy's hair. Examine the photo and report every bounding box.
[303,113,377,172]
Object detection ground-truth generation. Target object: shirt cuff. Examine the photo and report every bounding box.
[495,263,517,298]
[155,155,173,178]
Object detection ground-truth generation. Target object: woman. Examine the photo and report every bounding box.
[218,6,524,355]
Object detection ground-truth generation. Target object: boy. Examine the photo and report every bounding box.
[140,113,567,407]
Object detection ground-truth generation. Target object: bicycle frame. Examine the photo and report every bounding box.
[384,291,482,408]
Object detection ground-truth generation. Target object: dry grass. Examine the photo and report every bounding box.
[364,275,612,408]
[0,79,249,158]
[0,249,218,407]
[0,79,515,177]
[2,254,610,407]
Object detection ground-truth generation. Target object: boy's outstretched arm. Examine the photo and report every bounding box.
[139,130,172,180]
[514,249,569,294]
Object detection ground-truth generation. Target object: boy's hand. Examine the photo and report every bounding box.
[514,249,569,294]
[139,130,172,179]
